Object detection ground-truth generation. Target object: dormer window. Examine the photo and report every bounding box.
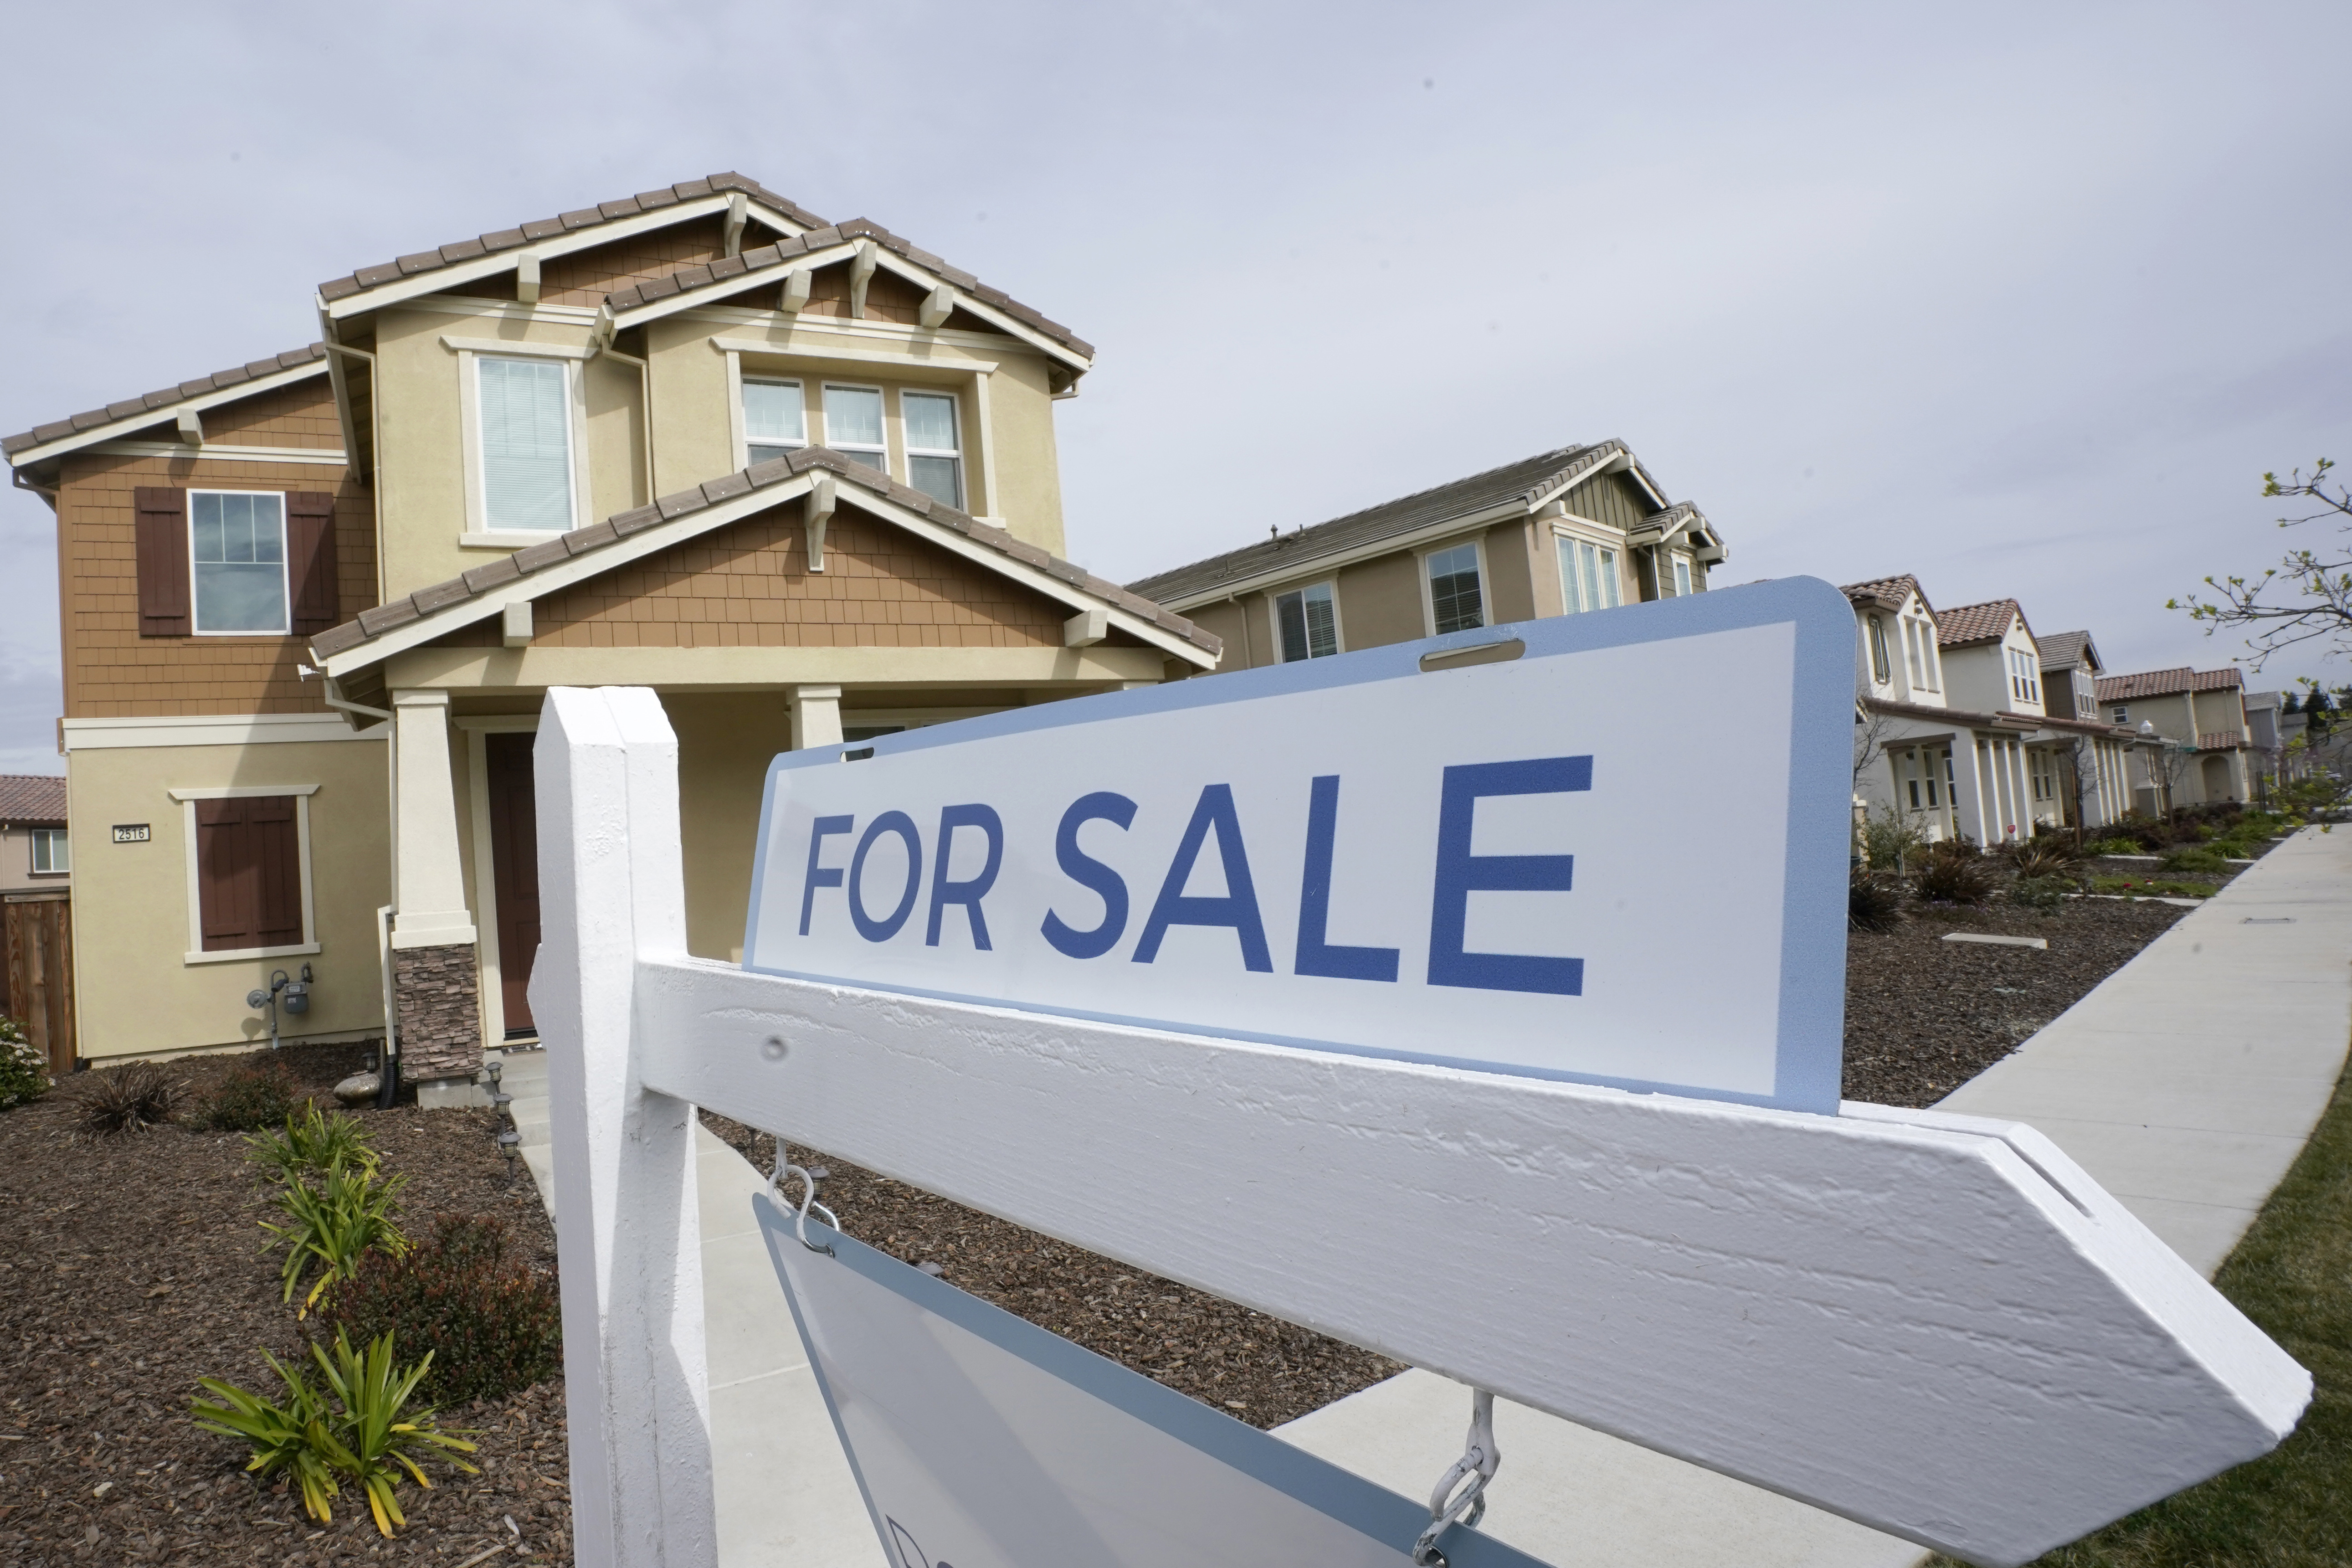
[2006,647,2040,704]
[1867,615,1892,685]
[743,378,806,464]
[1559,538,1622,615]
[1672,556,1694,596]
[822,384,887,474]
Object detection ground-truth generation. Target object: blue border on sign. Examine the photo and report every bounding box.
[753,1193,1556,1568]
[741,576,1854,1115]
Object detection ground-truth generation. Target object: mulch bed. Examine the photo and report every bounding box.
[0,1043,570,1566]
[0,891,2195,1562]
[1842,895,2191,1106]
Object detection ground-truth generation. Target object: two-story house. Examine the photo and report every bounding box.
[2095,667,2256,813]
[0,775,69,895]
[1127,442,1726,665]
[1843,577,2139,843]
[6,173,1219,1096]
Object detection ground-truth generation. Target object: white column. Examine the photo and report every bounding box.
[790,683,842,751]
[391,689,476,947]
[1951,737,1991,845]
[533,686,716,1568]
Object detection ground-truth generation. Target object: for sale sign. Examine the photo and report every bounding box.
[744,578,1855,1112]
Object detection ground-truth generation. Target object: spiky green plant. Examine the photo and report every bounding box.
[191,1329,477,1536]
[246,1102,377,1184]
[262,1164,407,1312]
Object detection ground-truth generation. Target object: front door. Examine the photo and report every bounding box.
[485,732,542,1036]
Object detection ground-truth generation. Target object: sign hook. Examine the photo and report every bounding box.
[768,1149,839,1256]
[1411,1387,1499,1566]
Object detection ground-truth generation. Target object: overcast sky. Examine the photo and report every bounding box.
[3,0,2346,775]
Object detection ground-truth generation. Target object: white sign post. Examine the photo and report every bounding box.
[536,580,2309,1568]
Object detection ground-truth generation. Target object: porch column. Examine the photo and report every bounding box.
[1951,736,1991,845]
[390,689,483,1100]
[790,684,843,751]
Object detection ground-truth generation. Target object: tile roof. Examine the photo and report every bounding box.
[3,344,328,458]
[307,446,1217,663]
[604,216,1094,359]
[2037,631,2092,670]
[316,173,825,303]
[2198,730,2245,751]
[1840,574,1929,613]
[1127,442,1675,604]
[2095,667,2244,701]
[1936,599,2027,648]
[0,774,66,825]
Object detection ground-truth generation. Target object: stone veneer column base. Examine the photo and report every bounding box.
[392,941,483,1100]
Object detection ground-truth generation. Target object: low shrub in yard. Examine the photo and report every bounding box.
[248,1101,378,1183]
[1860,805,1931,874]
[1913,849,1996,905]
[2161,847,2228,874]
[191,1328,477,1537]
[200,1057,300,1131]
[2089,875,2214,900]
[318,1214,562,1406]
[1849,871,1905,933]
[2009,875,2073,910]
[264,1163,408,1312]
[77,1059,179,1135]
[2085,837,2147,857]
[0,1016,50,1109]
[2005,837,2082,879]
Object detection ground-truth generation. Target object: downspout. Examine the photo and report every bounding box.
[317,334,385,608]
[589,306,657,504]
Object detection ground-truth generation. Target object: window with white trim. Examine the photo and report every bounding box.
[901,391,963,508]
[30,827,67,875]
[1558,537,1622,615]
[2111,704,2129,724]
[477,356,576,532]
[823,384,888,474]
[2030,750,2057,803]
[1275,582,1339,661]
[190,490,288,634]
[1867,615,1891,684]
[743,378,806,465]
[2006,647,2041,704]
[1672,555,1694,597]
[1426,544,1485,634]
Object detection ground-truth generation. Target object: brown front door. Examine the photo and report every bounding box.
[485,732,542,1036]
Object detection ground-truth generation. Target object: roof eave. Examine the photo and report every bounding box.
[1148,495,1534,612]
[5,355,333,469]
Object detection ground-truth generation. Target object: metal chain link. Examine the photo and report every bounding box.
[1412,1388,1498,1567]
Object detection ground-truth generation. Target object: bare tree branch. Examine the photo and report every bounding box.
[2171,458,2352,669]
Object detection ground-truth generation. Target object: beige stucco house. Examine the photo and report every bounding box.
[2095,666,2257,814]
[1844,576,2140,843]
[6,172,1218,1090]
[1128,442,1725,665]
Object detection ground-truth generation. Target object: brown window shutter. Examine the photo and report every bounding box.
[286,492,340,635]
[134,487,190,636]
[195,795,303,952]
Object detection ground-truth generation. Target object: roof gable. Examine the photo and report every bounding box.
[2037,630,2098,673]
[1839,574,1934,617]
[2096,666,2243,702]
[4,344,329,464]
[1936,599,2032,649]
[310,447,1217,675]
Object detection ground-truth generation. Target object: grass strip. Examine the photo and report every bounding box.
[1931,1049,2352,1568]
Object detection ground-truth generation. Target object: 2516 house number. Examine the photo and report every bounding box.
[111,823,150,843]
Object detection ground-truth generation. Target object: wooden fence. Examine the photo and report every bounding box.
[2,889,75,1074]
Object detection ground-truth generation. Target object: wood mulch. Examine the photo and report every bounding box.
[0,889,2193,1563]
[0,1044,569,1567]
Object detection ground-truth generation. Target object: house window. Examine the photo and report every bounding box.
[190,490,288,634]
[2111,704,2129,724]
[1558,538,1622,615]
[1275,582,1340,661]
[743,378,806,465]
[1672,556,1694,597]
[1426,544,1485,634]
[30,827,68,874]
[191,795,306,956]
[902,391,963,509]
[823,384,888,474]
[477,356,576,533]
[1901,621,1921,688]
[1868,616,1892,685]
[2006,648,2040,704]
[1919,620,1943,691]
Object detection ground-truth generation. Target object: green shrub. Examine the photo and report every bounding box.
[2089,875,2214,899]
[0,1017,50,1110]
[318,1215,562,1406]
[77,1060,179,1136]
[263,1164,407,1313]
[248,1103,378,1184]
[2005,837,2082,879]
[191,1328,477,1537]
[1914,851,1995,905]
[2010,876,2072,910]
[1849,871,1904,934]
[1860,806,1931,874]
[2084,837,2145,857]
[200,1059,300,1131]
[2161,847,2227,874]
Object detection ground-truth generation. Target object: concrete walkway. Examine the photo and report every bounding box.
[495,828,2350,1567]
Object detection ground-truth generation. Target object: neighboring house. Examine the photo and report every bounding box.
[1843,577,2139,843]
[1126,442,1725,666]
[6,172,1218,1090]
[2036,630,2107,724]
[0,774,70,893]
[2095,667,2258,813]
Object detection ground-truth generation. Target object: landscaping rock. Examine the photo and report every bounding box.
[331,1071,380,1105]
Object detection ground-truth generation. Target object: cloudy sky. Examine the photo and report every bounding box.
[2,0,2346,775]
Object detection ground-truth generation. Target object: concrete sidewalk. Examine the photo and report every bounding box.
[1276,827,2352,1568]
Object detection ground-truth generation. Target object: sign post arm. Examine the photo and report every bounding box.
[533,687,716,1568]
